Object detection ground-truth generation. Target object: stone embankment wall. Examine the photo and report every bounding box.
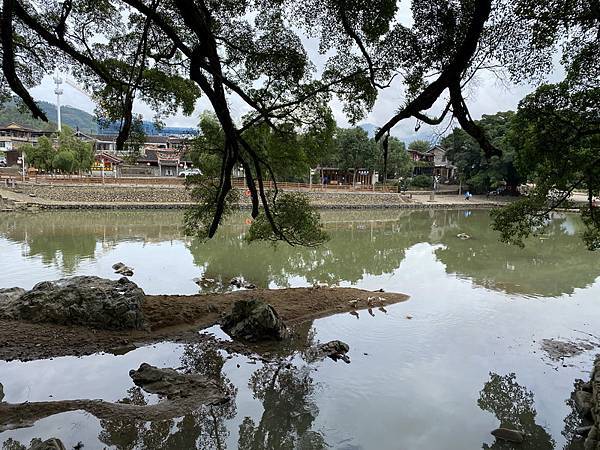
[578,356,600,449]
[3,183,498,210]
[11,183,415,207]
[16,184,193,203]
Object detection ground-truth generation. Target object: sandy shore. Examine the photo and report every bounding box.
[0,287,409,361]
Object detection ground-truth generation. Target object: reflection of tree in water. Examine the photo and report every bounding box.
[97,342,237,449]
[238,361,327,450]
[561,382,587,450]
[188,209,447,289]
[436,213,600,297]
[478,372,554,450]
[3,209,596,298]
[0,211,185,274]
[1,438,27,450]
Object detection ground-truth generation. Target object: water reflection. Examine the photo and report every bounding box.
[0,209,598,297]
[239,362,326,450]
[97,343,237,450]
[478,373,554,449]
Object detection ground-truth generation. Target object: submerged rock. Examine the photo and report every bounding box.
[317,340,350,363]
[129,362,221,400]
[29,438,66,450]
[541,338,595,361]
[221,298,289,341]
[491,428,525,443]
[229,277,256,289]
[0,276,146,330]
[0,287,25,304]
[112,262,126,271]
[113,262,134,276]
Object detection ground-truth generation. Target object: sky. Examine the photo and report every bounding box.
[28,1,563,144]
[30,64,552,144]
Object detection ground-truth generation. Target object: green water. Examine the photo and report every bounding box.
[0,209,598,449]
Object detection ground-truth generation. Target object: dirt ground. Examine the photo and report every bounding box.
[0,287,408,361]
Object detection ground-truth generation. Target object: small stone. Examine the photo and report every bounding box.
[230,277,244,288]
[348,299,358,308]
[112,262,126,271]
[457,233,471,240]
[406,315,413,319]
[491,428,525,443]
[316,340,350,363]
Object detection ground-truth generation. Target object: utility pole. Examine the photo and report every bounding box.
[54,71,64,132]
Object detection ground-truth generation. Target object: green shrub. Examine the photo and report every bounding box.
[409,174,432,189]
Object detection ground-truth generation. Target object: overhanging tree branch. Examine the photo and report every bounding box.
[1,0,47,120]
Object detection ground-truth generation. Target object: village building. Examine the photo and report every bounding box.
[75,131,195,177]
[316,167,378,186]
[407,145,457,181]
[430,145,457,181]
[0,122,55,166]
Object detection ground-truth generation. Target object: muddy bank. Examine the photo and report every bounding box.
[0,363,227,433]
[0,287,408,361]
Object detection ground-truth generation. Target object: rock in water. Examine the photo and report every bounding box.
[0,287,25,304]
[0,382,4,402]
[491,428,525,443]
[28,438,66,450]
[129,362,222,400]
[230,277,244,288]
[221,299,288,341]
[112,262,126,271]
[317,340,351,363]
[0,276,146,330]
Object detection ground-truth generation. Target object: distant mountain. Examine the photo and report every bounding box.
[40,101,99,134]
[358,123,378,138]
[0,100,56,131]
[0,99,98,133]
[0,98,197,136]
[97,120,197,136]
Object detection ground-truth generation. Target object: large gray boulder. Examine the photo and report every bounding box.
[0,276,146,330]
[0,287,25,304]
[221,298,288,341]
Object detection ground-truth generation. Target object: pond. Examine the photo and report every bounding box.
[0,209,599,449]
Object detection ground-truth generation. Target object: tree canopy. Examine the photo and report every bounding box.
[0,0,597,245]
[442,111,522,194]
